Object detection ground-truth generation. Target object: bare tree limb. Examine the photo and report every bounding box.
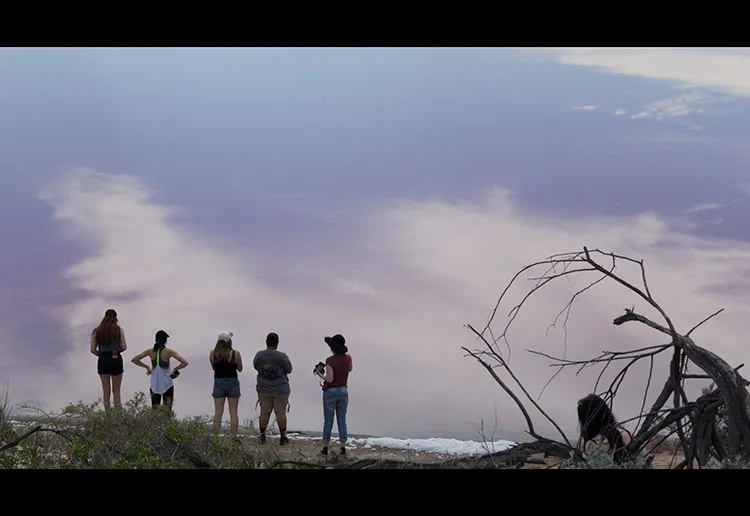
[467,245,750,468]
[686,308,725,337]
[465,324,575,450]
[0,425,80,453]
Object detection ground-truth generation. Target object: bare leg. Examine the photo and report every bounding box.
[228,397,240,438]
[213,397,225,435]
[99,375,112,409]
[111,373,123,408]
[276,410,287,432]
[259,411,271,433]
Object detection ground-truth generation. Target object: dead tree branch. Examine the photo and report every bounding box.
[466,245,750,468]
[464,324,575,451]
[0,425,80,453]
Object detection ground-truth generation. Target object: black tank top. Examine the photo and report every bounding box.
[212,350,238,379]
[97,328,122,355]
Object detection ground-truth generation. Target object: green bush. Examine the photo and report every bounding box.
[707,455,750,469]
[562,447,652,469]
[1,392,258,469]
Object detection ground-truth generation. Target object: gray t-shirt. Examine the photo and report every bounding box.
[253,349,293,395]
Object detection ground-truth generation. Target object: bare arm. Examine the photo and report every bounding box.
[284,354,292,374]
[119,327,128,353]
[170,350,189,372]
[323,364,334,383]
[348,354,353,372]
[131,349,152,375]
[90,331,99,357]
[235,351,243,373]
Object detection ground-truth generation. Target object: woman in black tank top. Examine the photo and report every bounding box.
[209,331,244,438]
[213,351,239,378]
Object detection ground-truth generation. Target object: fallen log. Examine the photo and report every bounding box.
[283,439,572,470]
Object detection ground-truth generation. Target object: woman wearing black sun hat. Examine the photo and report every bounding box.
[314,333,353,457]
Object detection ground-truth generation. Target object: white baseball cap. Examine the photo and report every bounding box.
[217,331,233,342]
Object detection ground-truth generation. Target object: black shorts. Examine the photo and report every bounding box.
[97,354,123,376]
[151,386,174,407]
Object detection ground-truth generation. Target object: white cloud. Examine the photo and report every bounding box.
[613,109,627,116]
[685,202,727,214]
[573,105,598,111]
[628,90,732,121]
[548,47,750,98]
[9,168,750,441]
[542,48,747,127]
[684,184,750,215]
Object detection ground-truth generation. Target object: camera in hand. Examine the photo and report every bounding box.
[313,362,325,377]
[170,369,181,379]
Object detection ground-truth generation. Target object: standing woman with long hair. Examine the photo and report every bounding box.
[130,329,189,413]
[209,331,243,437]
[89,308,128,410]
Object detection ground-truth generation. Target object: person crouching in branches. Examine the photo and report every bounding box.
[90,308,127,410]
[131,330,189,414]
[577,393,632,464]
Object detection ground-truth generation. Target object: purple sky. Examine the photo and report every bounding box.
[2,47,750,441]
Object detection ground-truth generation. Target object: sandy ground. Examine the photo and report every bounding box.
[520,438,685,469]
[520,449,681,469]
[238,432,451,466]
[237,432,686,468]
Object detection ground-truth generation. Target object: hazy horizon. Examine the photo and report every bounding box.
[3,47,750,441]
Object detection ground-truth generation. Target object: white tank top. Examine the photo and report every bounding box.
[150,350,174,395]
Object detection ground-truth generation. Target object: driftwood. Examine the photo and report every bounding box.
[268,439,569,469]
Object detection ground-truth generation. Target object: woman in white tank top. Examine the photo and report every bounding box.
[131,330,189,412]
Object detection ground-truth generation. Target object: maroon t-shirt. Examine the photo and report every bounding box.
[323,353,352,390]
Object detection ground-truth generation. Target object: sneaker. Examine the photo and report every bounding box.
[279,434,289,446]
[320,447,328,456]
[258,433,266,444]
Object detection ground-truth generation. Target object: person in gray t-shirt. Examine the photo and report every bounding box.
[253,332,293,445]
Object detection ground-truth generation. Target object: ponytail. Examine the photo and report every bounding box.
[153,339,166,364]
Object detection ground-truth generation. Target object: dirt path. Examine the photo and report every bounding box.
[239,432,452,466]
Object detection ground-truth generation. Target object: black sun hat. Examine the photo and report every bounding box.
[324,334,348,354]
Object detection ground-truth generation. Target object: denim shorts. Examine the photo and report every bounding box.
[212,377,241,398]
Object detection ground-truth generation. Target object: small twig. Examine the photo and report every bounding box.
[686,308,725,337]
[634,355,655,436]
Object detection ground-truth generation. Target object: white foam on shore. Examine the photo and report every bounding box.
[286,432,516,456]
[350,437,516,456]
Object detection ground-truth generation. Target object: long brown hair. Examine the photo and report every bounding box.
[212,338,233,363]
[577,393,627,464]
[92,311,121,347]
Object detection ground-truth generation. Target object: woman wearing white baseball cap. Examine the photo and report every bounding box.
[209,330,243,438]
